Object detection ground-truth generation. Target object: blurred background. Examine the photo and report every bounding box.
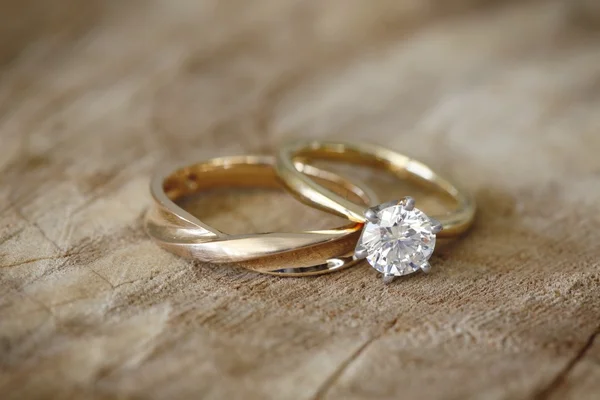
[2,0,599,233]
[2,0,599,228]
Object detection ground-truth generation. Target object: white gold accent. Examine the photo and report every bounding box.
[354,247,368,260]
[420,261,431,273]
[364,208,379,223]
[403,196,415,211]
[430,218,443,234]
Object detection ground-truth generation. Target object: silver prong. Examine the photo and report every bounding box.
[420,262,432,274]
[403,196,415,210]
[364,208,379,223]
[354,247,368,260]
[430,218,443,234]
[382,274,395,284]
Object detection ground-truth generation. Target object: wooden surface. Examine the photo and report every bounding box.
[1,0,600,399]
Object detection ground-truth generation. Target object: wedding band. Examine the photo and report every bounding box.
[275,140,476,281]
[144,155,378,276]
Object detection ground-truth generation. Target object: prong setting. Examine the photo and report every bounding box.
[420,262,431,274]
[382,274,395,284]
[364,208,379,223]
[430,218,443,234]
[354,247,368,260]
[402,196,415,211]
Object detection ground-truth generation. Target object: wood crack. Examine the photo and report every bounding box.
[312,318,398,400]
[532,325,600,400]
[0,255,67,269]
[13,206,62,252]
[0,228,24,246]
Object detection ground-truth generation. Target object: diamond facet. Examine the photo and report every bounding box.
[355,200,437,276]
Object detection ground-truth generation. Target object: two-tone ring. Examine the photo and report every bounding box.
[145,142,476,282]
[275,141,476,282]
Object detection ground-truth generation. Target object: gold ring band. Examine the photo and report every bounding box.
[144,155,378,276]
[275,140,476,237]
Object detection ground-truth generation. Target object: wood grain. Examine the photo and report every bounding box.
[1,0,599,399]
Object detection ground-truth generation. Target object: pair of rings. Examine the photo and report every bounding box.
[145,141,476,282]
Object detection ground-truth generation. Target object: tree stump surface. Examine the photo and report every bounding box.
[1,1,599,399]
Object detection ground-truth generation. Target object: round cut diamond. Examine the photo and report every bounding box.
[356,202,436,276]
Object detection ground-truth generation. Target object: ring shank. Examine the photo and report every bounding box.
[275,141,476,237]
[145,155,378,276]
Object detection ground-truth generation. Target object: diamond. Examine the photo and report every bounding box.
[355,198,438,277]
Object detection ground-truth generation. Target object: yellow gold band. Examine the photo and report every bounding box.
[144,155,378,276]
[275,140,476,238]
